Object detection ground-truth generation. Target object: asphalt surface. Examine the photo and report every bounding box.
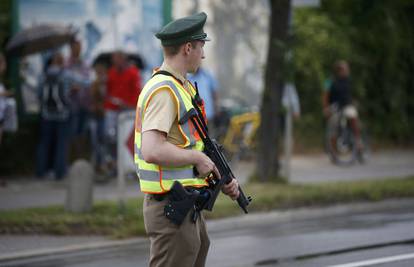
[207,201,414,267]
[1,199,414,267]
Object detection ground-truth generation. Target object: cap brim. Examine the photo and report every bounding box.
[201,37,210,41]
[192,36,210,42]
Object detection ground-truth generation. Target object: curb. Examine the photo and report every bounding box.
[1,198,413,264]
[207,198,414,233]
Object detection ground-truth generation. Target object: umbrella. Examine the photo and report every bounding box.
[6,24,77,57]
[92,52,146,70]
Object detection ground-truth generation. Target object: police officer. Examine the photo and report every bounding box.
[134,12,240,267]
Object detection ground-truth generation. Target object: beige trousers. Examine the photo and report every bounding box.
[143,194,210,267]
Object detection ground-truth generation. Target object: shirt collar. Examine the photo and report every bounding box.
[160,62,187,85]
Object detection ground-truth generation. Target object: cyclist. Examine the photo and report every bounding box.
[322,60,363,157]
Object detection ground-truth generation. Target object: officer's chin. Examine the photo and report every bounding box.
[189,67,198,74]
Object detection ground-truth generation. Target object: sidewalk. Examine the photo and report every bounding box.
[0,156,253,211]
[1,149,414,211]
[0,177,142,210]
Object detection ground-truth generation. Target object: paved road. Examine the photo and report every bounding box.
[207,203,414,267]
[2,200,414,267]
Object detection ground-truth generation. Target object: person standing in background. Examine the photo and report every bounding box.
[104,51,141,112]
[0,53,14,186]
[65,39,92,159]
[104,51,141,162]
[36,52,71,180]
[89,63,107,174]
[0,53,13,146]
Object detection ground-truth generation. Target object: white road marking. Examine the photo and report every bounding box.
[326,252,414,267]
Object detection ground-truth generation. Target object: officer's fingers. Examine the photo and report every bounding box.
[234,192,240,200]
[228,178,237,189]
[228,186,239,200]
[195,155,214,177]
[229,179,240,199]
[195,164,211,178]
[231,178,239,188]
[233,185,240,199]
[221,183,231,195]
[221,180,237,199]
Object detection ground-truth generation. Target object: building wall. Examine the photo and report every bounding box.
[173,0,270,108]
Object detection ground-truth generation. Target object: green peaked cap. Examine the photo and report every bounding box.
[155,12,210,46]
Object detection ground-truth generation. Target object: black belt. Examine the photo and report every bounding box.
[148,193,168,201]
[148,187,206,202]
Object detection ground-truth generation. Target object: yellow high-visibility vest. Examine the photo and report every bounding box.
[134,72,208,193]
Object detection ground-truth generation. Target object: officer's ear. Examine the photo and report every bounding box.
[183,42,193,55]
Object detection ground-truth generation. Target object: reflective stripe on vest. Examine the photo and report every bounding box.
[134,74,207,193]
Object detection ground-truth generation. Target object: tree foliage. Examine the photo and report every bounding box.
[0,0,11,50]
[292,0,414,143]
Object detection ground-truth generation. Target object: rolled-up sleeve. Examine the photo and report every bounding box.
[141,88,177,134]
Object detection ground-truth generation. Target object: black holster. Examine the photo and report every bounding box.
[164,181,212,226]
[164,181,199,225]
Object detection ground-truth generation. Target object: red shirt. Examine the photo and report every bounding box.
[105,65,141,111]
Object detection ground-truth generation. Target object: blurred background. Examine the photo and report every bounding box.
[0,0,413,177]
[0,1,414,266]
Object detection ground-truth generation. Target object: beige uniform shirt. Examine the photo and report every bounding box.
[141,63,192,146]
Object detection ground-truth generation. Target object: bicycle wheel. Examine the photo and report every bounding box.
[355,124,370,164]
[326,120,357,166]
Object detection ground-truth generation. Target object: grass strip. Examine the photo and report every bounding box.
[1,176,413,238]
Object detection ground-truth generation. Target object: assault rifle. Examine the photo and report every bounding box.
[179,83,252,214]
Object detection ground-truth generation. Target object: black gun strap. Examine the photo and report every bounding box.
[192,82,209,133]
[152,70,184,86]
[193,81,204,106]
[152,70,209,133]
[151,70,202,105]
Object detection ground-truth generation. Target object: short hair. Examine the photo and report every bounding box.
[112,50,126,58]
[333,60,349,75]
[162,41,197,57]
[70,37,81,45]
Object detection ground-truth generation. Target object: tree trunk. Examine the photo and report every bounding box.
[257,0,291,182]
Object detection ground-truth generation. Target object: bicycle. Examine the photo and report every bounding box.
[325,105,369,166]
[220,111,260,163]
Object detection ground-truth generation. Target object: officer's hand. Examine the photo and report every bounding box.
[222,178,240,200]
[194,151,221,179]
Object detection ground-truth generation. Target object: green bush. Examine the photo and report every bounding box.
[291,1,414,145]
